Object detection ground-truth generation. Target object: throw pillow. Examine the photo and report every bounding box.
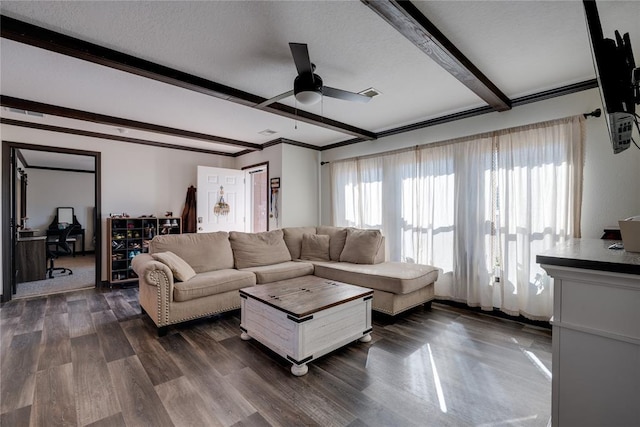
[229,229,292,269]
[283,227,317,259]
[150,232,233,273]
[300,233,330,261]
[339,228,383,264]
[152,251,197,282]
[316,226,348,261]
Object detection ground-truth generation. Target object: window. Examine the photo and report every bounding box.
[331,116,584,320]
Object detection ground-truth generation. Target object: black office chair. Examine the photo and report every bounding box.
[46,224,78,278]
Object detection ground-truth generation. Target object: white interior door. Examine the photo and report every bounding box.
[197,166,247,233]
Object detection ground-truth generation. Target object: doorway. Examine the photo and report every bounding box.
[195,163,269,234]
[245,164,268,233]
[196,166,247,233]
[1,142,102,302]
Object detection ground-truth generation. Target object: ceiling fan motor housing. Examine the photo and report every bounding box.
[294,73,323,96]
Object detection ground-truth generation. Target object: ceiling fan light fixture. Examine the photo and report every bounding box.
[293,73,323,105]
[295,90,322,105]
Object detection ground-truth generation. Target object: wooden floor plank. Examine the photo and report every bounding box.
[0,331,42,414]
[155,376,225,427]
[120,318,183,386]
[38,312,72,371]
[0,288,552,427]
[14,299,47,335]
[161,332,257,426]
[362,378,469,427]
[229,411,273,427]
[107,356,174,427]
[83,412,126,427]
[181,326,247,376]
[222,336,356,426]
[67,299,95,338]
[192,311,242,341]
[103,293,139,321]
[0,299,24,319]
[220,334,293,377]
[45,293,69,315]
[0,405,31,426]
[86,293,110,313]
[91,310,135,362]
[0,316,20,359]
[70,334,121,426]
[225,366,320,427]
[300,366,421,427]
[65,289,92,302]
[311,344,373,392]
[120,287,138,302]
[31,363,77,426]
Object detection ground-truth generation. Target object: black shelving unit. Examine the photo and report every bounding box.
[107,217,182,284]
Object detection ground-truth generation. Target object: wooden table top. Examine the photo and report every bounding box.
[240,276,373,318]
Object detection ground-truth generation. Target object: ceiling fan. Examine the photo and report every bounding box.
[257,43,372,108]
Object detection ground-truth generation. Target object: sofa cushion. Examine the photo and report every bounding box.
[150,232,234,273]
[173,269,256,302]
[151,251,197,282]
[300,234,330,261]
[229,229,291,269]
[240,261,314,284]
[339,228,383,264]
[316,226,348,261]
[313,261,439,295]
[283,227,317,259]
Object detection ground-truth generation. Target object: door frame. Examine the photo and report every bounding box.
[1,141,102,302]
[242,161,269,232]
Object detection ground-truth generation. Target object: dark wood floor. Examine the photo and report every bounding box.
[1,287,552,426]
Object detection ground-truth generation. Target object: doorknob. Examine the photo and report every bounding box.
[197,217,203,223]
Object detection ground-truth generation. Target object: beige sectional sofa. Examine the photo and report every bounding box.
[132,226,438,335]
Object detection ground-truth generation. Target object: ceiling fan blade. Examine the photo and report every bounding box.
[255,90,294,108]
[289,43,314,76]
[323,86,372,103]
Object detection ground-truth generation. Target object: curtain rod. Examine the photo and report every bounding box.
[583,108,601,119]
[321,112,596,166]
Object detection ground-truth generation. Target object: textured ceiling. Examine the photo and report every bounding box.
[18,149,96,172]
[1,0,639,159]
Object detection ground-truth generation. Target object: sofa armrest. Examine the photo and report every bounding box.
[131,253,175,327]
[132,254,174,288]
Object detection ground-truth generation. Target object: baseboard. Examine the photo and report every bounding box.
[434,299,551,329]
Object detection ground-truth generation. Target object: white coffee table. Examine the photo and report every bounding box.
[239,276,373,376]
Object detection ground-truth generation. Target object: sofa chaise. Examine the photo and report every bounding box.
[132,226,438,335]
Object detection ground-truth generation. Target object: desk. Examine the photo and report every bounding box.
[16,237,47,283]
[47,228,85,255]
[17,229,39,238]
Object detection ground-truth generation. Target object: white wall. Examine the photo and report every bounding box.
[281,144,319,227]
[235,144,320,228]
[1,126,234,285]
[320,89,640,238]
[27,168,95,251]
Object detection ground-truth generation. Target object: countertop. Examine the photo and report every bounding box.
[536,238,640,275]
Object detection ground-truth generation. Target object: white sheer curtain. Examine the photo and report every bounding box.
[451,135,495,311]
[331,157,383,229]
[495,117,584,319]
[330,116,584,320]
